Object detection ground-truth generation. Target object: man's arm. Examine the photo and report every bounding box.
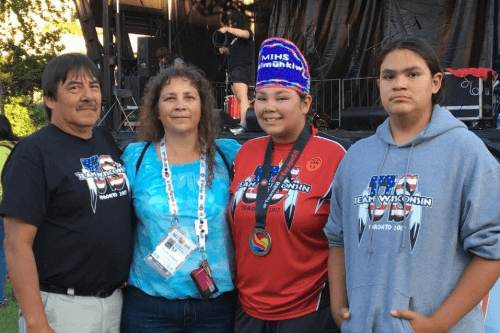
[4,216,55,333]
[218,26,250,39]
[328,246,350,328]
[393,255,500,333]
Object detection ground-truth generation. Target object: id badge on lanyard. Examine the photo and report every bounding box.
[146,225,197,279]
[143,139,219,298]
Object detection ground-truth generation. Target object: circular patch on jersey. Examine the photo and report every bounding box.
[306,157,322,171]
[249,229,272,256]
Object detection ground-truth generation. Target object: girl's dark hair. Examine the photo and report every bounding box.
[296,91,315,123]
[0,114,19,141]
[375,37,445,105]
[138,64,220,185]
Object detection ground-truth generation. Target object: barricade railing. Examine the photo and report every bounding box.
[211,77,380,128]
[342,77,380,110]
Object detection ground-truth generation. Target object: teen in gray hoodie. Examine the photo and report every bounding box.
[324,37,500,332]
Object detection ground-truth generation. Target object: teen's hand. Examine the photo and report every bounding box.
[335,307,350,327]
[392,309,444,333]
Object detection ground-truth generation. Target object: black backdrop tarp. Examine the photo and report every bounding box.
[266,0,500,80]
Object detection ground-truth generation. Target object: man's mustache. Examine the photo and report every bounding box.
[76,102,98,111]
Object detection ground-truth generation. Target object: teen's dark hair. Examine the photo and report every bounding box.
[228,10,250,30]
[0,115,18,141]
[375,37,445,105]
[138,63,220,186]
[42,53,101,120]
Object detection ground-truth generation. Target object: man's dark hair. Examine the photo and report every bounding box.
[375,37,445,105]
[42,53,101,120]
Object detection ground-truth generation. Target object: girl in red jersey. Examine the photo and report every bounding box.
[229,37,348,333]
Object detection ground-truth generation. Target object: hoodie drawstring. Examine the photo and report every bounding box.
[368,144,390,254]
[398,144,415,253]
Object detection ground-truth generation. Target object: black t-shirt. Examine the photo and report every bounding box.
[0,124,133,291]
[228,30,254,69]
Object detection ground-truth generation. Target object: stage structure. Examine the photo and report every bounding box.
[74,0,499,131]
[73,0,255,130]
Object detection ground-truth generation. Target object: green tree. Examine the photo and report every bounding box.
[0,0,71,100]
[4,97,37,137]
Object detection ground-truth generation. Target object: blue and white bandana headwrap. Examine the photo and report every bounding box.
[256,37,310,94]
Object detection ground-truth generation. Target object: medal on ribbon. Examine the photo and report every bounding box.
[249,228,272,256]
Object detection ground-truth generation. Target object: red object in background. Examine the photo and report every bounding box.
[445,67,498,80]
[226,95,240,119]
[483,293,489,317]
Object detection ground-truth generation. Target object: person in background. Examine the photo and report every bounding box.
[120,63,240,333]
[218,10,254,135]
[156,46,184,73]
[324,37,500,332]
[0,114,18,307]
[1,53,133,333]
[229,37,348,333]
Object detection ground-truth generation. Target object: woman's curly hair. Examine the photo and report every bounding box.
[138,64,220,185]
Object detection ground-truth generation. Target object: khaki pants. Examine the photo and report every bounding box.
[19,289,123,333]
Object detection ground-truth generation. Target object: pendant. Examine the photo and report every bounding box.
[249,228,272,256]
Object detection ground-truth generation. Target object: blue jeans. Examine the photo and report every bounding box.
[121,286,236,333]
[0,216,6,304]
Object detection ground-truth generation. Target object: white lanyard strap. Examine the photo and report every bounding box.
[160,137,208,251]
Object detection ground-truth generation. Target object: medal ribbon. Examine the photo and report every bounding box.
[160,137,208,251]
[254,125,312,230]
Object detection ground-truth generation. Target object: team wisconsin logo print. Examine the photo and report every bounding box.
[75,155,130,213]
[354,174,432,252]
[231,164,311,230]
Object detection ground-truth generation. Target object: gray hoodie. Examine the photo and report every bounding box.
[324,105,500,332]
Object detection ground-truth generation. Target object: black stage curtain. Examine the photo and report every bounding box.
[266,0,500,80]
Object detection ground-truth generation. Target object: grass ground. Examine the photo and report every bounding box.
[0,281,19,333]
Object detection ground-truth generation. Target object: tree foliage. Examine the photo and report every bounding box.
[0,0,71,100]
[4,97,37,137]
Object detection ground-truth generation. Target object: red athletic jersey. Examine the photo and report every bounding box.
[229,126,347,320]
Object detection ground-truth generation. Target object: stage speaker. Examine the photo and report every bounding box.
[137,37,163,77]
[441,72,494,120]
[245,108,263,132]
[124,76,150,104]
[215,109,239,131]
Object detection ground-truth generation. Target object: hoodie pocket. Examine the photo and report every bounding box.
[341,284,414,333]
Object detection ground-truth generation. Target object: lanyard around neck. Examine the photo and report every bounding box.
[254,125,312,230]
[159,137,208,251]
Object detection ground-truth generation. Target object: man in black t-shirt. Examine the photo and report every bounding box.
[0,54,133,333]
[219,10,255,134]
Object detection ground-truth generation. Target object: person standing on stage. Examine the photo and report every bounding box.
[229,37,347,333]
[218,10,254,135]
[1,53,133,333]
[324,37,500,332]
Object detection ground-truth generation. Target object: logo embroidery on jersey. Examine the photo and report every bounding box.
[306,157,322,171]
[231,164,311,230]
